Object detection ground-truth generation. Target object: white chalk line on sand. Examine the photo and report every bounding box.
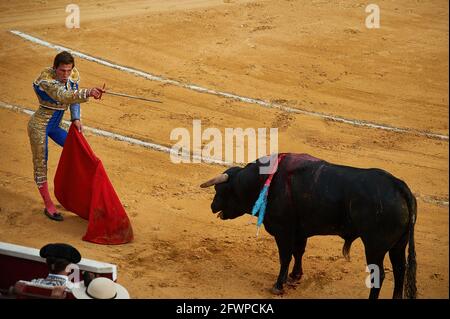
[0,101,231,166]
[10,30,449,142]
[1,101,447,207]
[414,195,449,207]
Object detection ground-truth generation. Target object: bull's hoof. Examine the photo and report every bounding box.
[287,273,302,286]
[270,285,285,295]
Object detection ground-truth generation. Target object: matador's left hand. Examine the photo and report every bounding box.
[73,119,83,133]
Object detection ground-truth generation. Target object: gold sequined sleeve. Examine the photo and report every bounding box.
[39,80,90,105]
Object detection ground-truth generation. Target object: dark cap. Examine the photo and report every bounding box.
[39,243,81,264]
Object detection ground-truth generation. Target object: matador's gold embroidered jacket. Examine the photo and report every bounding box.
[33,67,89,119]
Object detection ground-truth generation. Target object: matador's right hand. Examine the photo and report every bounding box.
[89,86,106,100]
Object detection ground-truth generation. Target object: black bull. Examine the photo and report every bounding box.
[200,153,417,299]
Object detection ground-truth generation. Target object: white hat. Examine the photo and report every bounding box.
[72,277,130,299]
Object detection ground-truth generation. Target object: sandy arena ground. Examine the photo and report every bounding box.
[0,0,448,298]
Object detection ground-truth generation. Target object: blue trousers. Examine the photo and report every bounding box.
[45,110,67,160]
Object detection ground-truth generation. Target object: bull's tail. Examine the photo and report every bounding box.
[342,238,354,261]
[399,180,417,299]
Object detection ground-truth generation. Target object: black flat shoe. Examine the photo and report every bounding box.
[44,209,64,221]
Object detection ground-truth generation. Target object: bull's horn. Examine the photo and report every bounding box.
[200,173,229,188]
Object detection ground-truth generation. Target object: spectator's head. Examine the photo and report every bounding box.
[39,243,81,275]
[72,277,130,299]
[53,51,75,83]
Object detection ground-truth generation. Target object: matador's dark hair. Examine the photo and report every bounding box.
[53,51,75,69]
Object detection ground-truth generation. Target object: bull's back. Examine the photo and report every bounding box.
[284,161,411,238]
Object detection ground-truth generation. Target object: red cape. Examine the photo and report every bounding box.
[54,124,133,244]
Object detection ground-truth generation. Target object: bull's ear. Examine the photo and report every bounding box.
[200,173,229,188]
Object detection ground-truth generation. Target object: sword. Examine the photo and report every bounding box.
[104,90,163,104]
